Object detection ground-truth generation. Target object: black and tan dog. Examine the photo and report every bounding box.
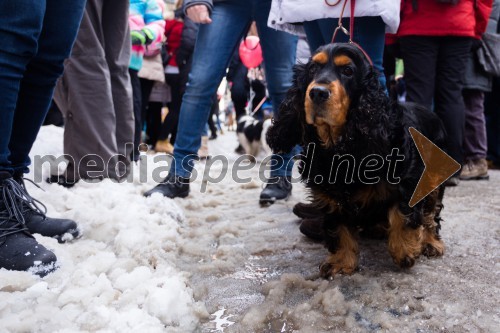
[267,43,447,279]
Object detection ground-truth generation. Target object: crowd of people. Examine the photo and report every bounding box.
[0,0,498,275]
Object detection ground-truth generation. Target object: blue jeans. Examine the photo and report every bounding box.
[303,16,387,88]
[0,0,85,176]
[173,0,297,178]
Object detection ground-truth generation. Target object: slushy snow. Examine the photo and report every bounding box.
[0,125,499,333]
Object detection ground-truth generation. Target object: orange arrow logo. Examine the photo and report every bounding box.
[408,127,461,207]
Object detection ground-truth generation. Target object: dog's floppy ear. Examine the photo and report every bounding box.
[266,62,310,153]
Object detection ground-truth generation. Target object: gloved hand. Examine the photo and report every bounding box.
[131,28,154,46]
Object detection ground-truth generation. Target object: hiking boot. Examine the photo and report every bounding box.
[16,177,81,243]
[299,217,324,241]
[460,159,489,180]
[259,176,292,205]
[144,173,190,198]
[293,202,324,219]
[0,174,57,276]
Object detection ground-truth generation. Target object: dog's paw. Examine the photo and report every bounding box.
[394,255,416,269]
[421,241,444,258]
[319,255,357,279]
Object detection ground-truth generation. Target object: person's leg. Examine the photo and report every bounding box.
[303,19,335,52]
[147,102,163,146]
[140,78,154,144]
[130,68,142,161]
[103,0,134,158]
[3,0,85,176]
[461,89,488,180]
[399,36,439,110]
[0,0,45,176]
[172,1,252,178]
[463,89,487,161]
[0,0,85,274]
[485,78,500,166]
[434,37,472,166]
[160,73,182,144]
[255,0,297,178]
[314,17,387,88]
[53,0,118,182]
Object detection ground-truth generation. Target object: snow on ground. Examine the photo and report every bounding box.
[1,125,499,332]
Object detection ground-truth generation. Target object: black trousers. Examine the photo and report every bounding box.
[159,73,182,143]
[400,36,472,165]
[129,68,142,160]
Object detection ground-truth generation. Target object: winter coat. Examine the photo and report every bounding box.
[463,0,500,91]
[129,0,166,71]
[176,16,200,94]
[267,0,401,35]
[165,19,184,68]
[398,0,493,38]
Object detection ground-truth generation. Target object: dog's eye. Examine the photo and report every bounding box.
[342,67,354,77]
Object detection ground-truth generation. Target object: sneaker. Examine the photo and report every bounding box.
[299,217,324,241]
[155,139,174,155]
[0,175,58,276]
[143,173,190,198]
[16,177,81,243]
[259,176,292,205]
[293,202,324,219]
[460,159,489,180]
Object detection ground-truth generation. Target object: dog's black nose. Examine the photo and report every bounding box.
[309,86,331,104]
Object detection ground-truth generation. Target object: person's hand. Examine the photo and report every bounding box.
[186,5,212,24]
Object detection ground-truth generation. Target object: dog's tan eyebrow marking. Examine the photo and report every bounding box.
[334,55,352,66]
[312,52,328,64]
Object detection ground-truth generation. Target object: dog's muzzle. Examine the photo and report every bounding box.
[309,86,331,104]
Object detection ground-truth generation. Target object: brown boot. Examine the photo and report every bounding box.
[155,139,174,155]
[198,136,209,160]
[293,202,324,219]
[299,217,324,241]
[460,159,489,180]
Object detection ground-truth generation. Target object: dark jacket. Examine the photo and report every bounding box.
[176,14,199,94]
[463,0,500,91]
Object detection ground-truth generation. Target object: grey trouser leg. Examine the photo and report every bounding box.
[54,0,133,181]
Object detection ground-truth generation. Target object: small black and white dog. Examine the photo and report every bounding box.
[236,115,272,159]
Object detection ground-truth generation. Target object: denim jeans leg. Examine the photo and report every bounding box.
[305,16,387,88]
[255,0,297,178]
[173,1,251,178]
[0,0,45,175]
[7,0,85,175]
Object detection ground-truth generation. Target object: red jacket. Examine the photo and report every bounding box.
[398,0,493,38]
[165,19,184,67]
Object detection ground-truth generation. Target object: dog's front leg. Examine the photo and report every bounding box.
[320,222,359,279]
[387,205,423,268]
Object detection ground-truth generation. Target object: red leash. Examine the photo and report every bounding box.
[326,0,374,66]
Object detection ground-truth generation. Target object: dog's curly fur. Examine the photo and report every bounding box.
[267,43,447,278]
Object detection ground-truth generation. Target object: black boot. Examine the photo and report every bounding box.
[259,176,292,205]
[0,174,58,276]
[143,173,190,198]
[16,177,81,243]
